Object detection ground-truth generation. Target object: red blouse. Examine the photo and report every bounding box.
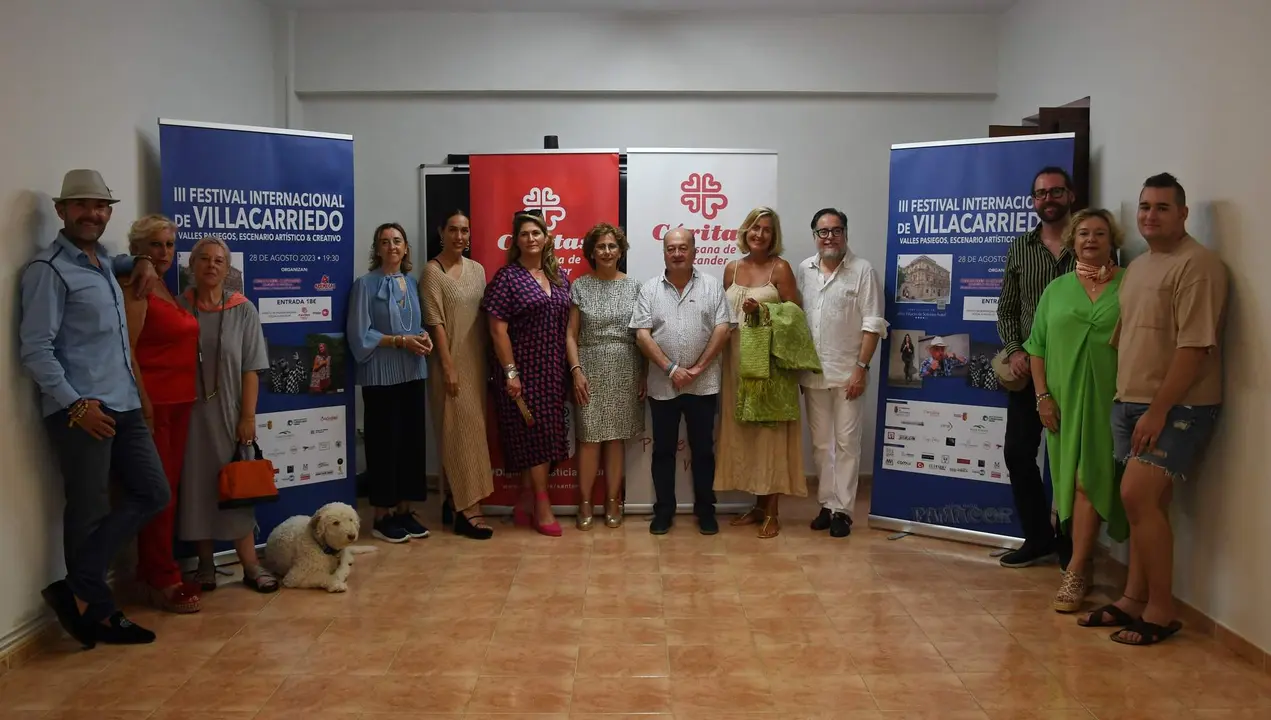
[135,293,199,405]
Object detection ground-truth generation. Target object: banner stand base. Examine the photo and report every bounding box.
[867,515,1022,551]
[479,503,753,517]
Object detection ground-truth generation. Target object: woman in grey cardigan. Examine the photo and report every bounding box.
[177,236,276,593]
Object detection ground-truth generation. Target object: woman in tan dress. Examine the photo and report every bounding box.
[715,206,806,538]
[423,210,495,539]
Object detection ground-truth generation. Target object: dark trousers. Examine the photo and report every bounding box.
[649,393,718,520]
[1004,381,1057,549]
[362,380,427,508]
[44,407,170,624]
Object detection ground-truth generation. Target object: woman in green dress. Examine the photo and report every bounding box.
[1024,208,1128,613]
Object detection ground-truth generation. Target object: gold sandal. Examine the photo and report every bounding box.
[757,495,780,539]
[604,497,623,528]
[576,500,595,531]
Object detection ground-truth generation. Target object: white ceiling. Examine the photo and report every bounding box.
[259,0,1015,13]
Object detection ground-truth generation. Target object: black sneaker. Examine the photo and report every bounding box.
[999,543,1058,568]
[373,515,410,543]
[95,612,156,645]
[41,580,95,650]
[649,515,673,535]
[697,514,719,535]
[830,512,852,538]
[395,510,431,539]
[810,508,832,531]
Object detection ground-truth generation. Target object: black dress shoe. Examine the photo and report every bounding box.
[999,542,1058,568]
[649,515,673,535]
[41,580,95,650]
[810,508,832,531]
[830,512,852,538]
[697,514,719,535]
[95,612,156,645]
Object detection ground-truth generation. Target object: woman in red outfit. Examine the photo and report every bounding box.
[121,215,202,613]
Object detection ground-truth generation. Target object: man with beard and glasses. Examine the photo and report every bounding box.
[996,167,1077,569]
[19,170,170,649]
[797,208,887,538]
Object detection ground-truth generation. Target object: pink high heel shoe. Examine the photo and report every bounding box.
[531,491,562,537]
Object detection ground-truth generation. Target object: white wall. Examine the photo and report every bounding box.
[995,0,1271,652]
[291,10,998,476]
[0,0,277,645]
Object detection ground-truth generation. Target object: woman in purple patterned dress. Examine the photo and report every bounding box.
[481,212,571,536]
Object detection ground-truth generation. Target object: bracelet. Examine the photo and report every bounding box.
[393,335,402,348]
[666,363,679,376]
[569,364,584,375]
[1035,392,1052,410]
[67,399,89,427]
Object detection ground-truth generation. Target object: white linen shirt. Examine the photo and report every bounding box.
[629,269,732,401]
[796,253,889,389]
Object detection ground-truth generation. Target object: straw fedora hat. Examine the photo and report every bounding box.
[53,169,119,204]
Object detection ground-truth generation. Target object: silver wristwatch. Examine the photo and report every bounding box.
[504,364,519,380]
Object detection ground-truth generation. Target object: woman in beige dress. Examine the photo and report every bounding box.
[716,206,806,538]
[423,210,495,540]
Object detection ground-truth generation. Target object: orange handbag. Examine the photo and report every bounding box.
[218,442,280,509]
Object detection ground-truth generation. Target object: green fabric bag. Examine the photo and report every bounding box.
[734,302,822,425]
[738,305,772,380]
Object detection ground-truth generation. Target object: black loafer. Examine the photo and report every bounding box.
[697,514,719,535]
[649,515,673,535]
[830,512,852,538]
[41,580,95,650]
[95,612,156,645]
[810,508,832,531]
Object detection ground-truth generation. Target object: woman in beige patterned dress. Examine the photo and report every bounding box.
[565,223,645,530]
[422,210,495,539]
[715,207,806,538]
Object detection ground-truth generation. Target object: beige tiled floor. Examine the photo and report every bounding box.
[2,491,1270,719]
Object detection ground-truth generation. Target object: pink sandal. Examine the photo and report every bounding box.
[531,491,562,537]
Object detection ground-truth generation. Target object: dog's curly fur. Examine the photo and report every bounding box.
[264,502,376,593]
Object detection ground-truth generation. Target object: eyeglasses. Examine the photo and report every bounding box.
[1032,187,1069,200]
[814,227,845,239]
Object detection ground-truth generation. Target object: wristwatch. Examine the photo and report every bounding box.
[856,361,870,370]
[504,364,519,380]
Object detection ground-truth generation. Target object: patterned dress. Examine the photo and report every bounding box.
[571,275,645,443]
[480,264,571,473]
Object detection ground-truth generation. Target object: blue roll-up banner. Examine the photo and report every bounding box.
[159,119,356,548]
[871,133,1076,547]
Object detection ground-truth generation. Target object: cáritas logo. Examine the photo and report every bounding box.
[522,187,567,230]
[679,172,728,220]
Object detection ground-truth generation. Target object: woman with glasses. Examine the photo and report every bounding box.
[177,236,277,593]
[565,223,644,529]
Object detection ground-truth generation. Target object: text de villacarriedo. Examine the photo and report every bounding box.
[173,187,346,239]
[896,194,1036,245]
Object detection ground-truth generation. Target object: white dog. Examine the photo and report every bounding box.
[264,502,376,593]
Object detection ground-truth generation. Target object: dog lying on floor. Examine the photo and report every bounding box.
[264,502,376,592]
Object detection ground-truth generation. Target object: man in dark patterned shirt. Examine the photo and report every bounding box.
[995,167,1077,569]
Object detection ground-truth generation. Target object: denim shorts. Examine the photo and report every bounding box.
[1111,402,1220,480]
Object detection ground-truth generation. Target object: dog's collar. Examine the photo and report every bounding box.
[313,529,341,556]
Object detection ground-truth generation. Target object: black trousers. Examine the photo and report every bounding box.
[45,407,170,623]
[1004,381,1057,549]
[649,393,718,520]
[362,380,427,508]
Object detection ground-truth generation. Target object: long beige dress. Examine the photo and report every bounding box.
[422,257,494,510]
[713,280,807,497]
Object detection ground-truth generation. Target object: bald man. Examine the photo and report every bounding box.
[629,228,732,535]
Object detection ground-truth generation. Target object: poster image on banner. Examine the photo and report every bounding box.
[624,149,779,283]
[870,133,1075,548]
[623,149,778,514]
[468,151,620,284]
[467,151,619,508]
[159,118,356,549]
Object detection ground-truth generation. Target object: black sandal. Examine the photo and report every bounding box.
[1110,618,1182,646]
[454,511,494,540]
[1078,603,1136,628]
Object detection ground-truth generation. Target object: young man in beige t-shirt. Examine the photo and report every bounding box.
[1081,173,1227,646]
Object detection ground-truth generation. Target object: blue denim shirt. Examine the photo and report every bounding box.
[19,234,141,417]
[347,269,428,387]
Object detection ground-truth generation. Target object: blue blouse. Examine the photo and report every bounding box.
[347,269,428,387]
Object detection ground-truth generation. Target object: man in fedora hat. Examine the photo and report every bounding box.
[18,169,170,648]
